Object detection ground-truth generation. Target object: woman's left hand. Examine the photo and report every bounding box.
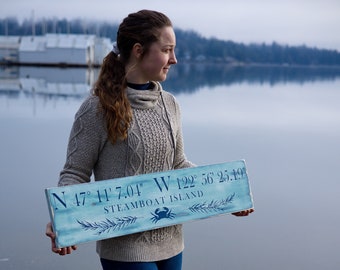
[232,208,254,217]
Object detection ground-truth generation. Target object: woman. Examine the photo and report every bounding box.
[46,9,253,270]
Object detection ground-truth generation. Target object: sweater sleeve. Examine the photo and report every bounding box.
[59,96,107,186]
[170,94,196,170]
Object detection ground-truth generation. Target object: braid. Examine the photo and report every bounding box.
[93,52,132,144]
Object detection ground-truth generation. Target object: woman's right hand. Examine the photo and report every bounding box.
[46,222,77,255]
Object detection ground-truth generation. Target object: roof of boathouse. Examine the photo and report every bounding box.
[0,36,21,49]
[19,34,96,51]
[45,34,96,49]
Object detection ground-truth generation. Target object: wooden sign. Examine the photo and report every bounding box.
[45,160,254,248]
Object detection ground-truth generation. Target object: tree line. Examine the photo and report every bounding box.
[1,17,340,66]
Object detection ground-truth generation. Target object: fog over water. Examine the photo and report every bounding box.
[2,0,340,51]
[0,65,339,269]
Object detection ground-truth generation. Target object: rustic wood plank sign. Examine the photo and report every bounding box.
[45,160,254,248]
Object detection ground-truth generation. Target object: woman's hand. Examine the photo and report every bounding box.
[232,208,254,217]
[46,222,77,255]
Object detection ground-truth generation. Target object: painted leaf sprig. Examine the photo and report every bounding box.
[189,193,235,213]
[77,216,137,235]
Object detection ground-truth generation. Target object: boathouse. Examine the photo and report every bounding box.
[0,34,112,66]
[0,36,21,63]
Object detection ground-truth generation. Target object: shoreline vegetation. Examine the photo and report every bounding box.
[1,17,340,67]
[1,60,340,69]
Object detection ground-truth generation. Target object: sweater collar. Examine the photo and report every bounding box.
[126,81,162,109]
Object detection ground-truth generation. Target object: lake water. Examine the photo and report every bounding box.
[1,65,340,270]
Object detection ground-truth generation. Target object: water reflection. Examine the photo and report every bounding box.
[0,65,340,270]
[164,64,340,93]
[0,66,98,97]
[2,64,339,119]
[1,64,340,97]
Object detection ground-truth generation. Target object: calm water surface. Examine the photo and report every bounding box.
[0,66,339,270]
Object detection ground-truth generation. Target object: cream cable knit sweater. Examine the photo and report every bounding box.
[59,81,194,262]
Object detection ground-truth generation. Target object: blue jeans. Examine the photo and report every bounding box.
[100,252,182,270]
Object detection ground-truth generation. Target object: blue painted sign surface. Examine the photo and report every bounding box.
[45,160,254,248]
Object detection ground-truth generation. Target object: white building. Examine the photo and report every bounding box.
[0,34,112,66]
[0,36,21,63]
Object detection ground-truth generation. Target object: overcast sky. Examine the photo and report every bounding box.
[1,0,340,51]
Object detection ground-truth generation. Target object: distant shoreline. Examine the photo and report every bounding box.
[0,61,101,68]
[1,61,339,69]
